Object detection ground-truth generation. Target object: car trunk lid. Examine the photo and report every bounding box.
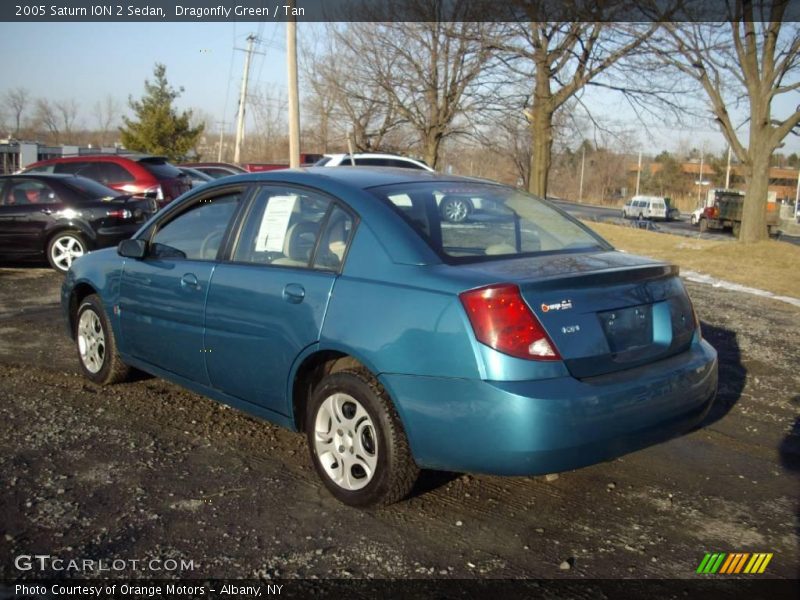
[456,251,697,379]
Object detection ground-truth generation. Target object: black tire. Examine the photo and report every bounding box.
[306,368,419,507]
[47,231,87,273]
[699,218,708,233]
[75,294,132,385]
[440,197,471,223]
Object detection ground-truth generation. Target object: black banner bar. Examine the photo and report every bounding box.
[3,0,800,23]
[3,578,800,600]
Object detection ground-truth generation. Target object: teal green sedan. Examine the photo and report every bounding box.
[62,168,718,507]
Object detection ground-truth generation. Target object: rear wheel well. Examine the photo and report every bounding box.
[292,352,367,432]
[68,283,99,337]
[47,227,93,249]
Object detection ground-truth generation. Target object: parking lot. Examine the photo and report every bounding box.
[0,265,797,580]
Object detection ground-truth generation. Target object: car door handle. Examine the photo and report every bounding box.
[40,208,53,215]
[283,283,305,304]
[180,273,200,290]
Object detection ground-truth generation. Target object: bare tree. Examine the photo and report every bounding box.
[4,88,30,137]
[94,95,121,146]
[494,16,658,198]
[329,12,500,168]
[248,87,288,160]
[35,99,60,142]
[655,2,800,242]
[302,28,408,153]
[55,99,80,140]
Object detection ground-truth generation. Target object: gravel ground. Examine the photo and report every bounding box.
[0,266,798,581]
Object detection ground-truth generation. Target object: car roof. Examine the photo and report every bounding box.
[325,153,423,160]
[225,166,483,191]
[1,173,81,180]
[30,154,167,164]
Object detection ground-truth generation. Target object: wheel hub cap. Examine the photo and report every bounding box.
[313,393,378,491]
[77,309,105,374]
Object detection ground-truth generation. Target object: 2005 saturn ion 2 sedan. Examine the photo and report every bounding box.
[62,168,718,506]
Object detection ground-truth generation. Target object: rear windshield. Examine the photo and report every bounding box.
[369,181,610,263]
[61,176,122,200]
[137,158,182,179]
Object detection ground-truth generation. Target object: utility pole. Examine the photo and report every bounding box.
[234,34,261,164]
[794,163,799,221]
[696,144,706,204]
[578,144,585,202]
[216,121,227,162]
[635,150,642,196]
[287,8,300,168]
[725,146,732,189]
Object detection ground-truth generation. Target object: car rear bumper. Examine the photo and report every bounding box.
[381,339,718,475]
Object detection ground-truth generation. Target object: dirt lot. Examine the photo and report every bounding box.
[0,266,798,583]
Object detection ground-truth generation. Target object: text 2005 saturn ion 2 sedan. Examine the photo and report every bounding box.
[62,168,718,507]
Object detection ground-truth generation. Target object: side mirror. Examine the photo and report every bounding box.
[117,238,147,259]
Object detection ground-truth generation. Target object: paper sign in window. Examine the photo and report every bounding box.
[255,195,297,252]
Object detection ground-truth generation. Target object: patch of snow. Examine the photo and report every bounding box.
[682,271,800,308]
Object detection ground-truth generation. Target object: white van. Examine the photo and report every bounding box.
[622,195,677,221]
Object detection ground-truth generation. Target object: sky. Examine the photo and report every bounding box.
[1,20,799,158]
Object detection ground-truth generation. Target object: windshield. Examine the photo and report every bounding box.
[61,176,122,200]
[369,181,610,263]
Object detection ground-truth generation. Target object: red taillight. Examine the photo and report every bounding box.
[459,284,560,361]
[106,209,132,219]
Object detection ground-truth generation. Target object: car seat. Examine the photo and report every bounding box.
[272,221,320,266]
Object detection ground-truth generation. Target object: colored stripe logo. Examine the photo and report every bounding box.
[697,552,773,574]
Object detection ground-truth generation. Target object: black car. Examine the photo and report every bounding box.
[0,174,155,272]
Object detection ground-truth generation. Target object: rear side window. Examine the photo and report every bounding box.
[355,158,390,167]
[54,162,89,175]
[87,162,135,184]
[314,206,354,271]
[388,159,425,169]
[61,177,120,200]
[233,186,349,270]
[25,164,55,174]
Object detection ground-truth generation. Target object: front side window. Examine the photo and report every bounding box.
[3,180,59,205]
[149,193,240,260]
[369,181,609,264]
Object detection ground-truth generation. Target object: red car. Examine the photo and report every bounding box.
[24,155,191,208]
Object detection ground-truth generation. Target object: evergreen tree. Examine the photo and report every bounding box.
[120,63,203,161]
